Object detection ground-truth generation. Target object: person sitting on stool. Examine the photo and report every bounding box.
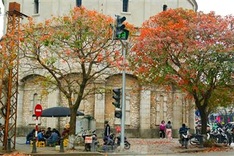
[46,129,59,146]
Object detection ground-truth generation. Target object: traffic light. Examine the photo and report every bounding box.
[115,15,129,40]
[112,88,121,108]
[112,88,122,118]
[115,110,122,119]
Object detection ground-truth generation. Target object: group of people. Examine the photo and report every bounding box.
[103,120,123,145]
[158,120,173,140]
[158,120,191,141]
[26,125,70,146]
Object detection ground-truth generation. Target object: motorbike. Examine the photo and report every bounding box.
[84,130,99,151]
[103,133,130,150]
[222,124,234,145]
[115,134,131,149]
[190,132,210,146]
[75,129,87,145]
[210,127,228,144]
[179,128,190,149]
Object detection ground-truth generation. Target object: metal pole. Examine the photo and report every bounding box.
[60,138,64,152]
[120,41,127,150]
[7,138,11,153]
[31,137,37,153]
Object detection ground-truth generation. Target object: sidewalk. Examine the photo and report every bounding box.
[1,137,233,155]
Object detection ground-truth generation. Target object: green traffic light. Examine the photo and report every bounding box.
[116,29,129,40]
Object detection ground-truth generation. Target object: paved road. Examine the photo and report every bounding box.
[1,137,234,156]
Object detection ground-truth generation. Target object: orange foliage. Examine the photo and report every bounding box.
[129,9,234,126]
[20,6,129,68]
[130,8,234,89]
[19,6,138,135]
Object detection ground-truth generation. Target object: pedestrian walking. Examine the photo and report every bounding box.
[166,121,172,141]
[103,120,112,145]
[159,120,166,139]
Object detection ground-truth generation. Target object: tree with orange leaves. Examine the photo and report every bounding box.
[19,6,134,146]
[129,8,234,135]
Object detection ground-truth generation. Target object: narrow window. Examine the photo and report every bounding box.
[76,0,82,7]
[163,4,167,11]
[34,0,39,14]
[32,93,38,111]
[123,0,129,12]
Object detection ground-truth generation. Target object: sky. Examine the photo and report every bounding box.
[0,1,3,38]
[196,0,234,16]
[1,0,234,38]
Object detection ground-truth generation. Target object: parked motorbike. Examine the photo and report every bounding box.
[210,127,228,144]
[115,134,131,149]
[103,133,130,150]
[190,133,201,145]
[190,132,210,146]
[179,128,190,149]
[223,124,234,145]
[75,129,87,145]
[84,130,99,151]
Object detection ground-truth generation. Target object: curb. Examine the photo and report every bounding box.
[177,148,207,153]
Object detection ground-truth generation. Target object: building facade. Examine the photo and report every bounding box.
[2,0,198,137]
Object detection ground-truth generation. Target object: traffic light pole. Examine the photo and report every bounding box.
[112,15,129,150]
[120,40,127,150]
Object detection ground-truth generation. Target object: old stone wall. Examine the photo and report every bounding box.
[17,73,194,138]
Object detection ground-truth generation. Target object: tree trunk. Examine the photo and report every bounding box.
[199,107,208,135]
[68,108,77,149]
[70,108,77,135]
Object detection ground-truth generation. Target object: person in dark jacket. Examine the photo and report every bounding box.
[104,121,111,137]
[46,129,59,146]
[103,120,112,145]
[179,123,189,137]
[45,127,52,139]
[26,129,35,142]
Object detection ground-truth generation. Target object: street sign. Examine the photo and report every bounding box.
[34,104,42,117]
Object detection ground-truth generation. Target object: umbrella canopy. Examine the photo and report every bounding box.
[33,106,84,117]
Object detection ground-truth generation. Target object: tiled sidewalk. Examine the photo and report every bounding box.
[1,137,233,155]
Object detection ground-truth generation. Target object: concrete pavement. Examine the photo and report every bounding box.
[1,137,234,155]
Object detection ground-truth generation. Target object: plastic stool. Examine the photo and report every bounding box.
[37,141,46,147]
[63,139,68,147]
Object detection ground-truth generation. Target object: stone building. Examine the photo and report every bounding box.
[2,0,198,137]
